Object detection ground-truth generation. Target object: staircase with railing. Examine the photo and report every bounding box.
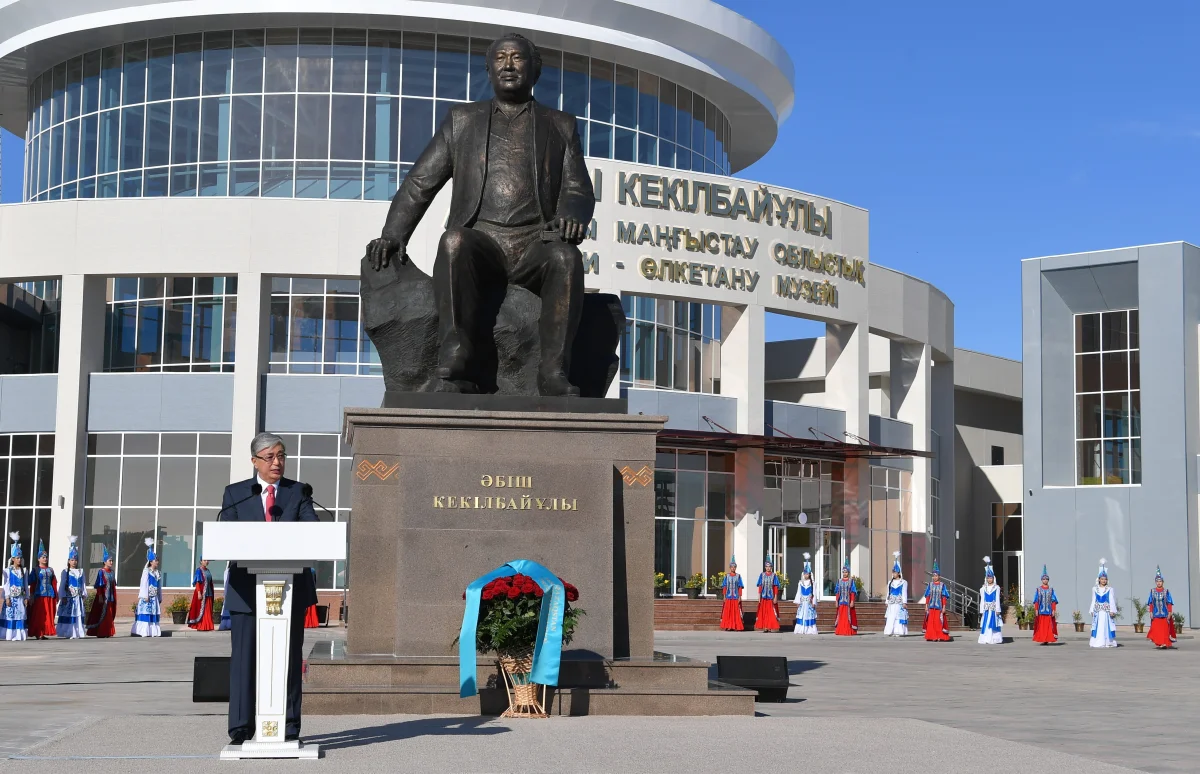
[924,572,979,630]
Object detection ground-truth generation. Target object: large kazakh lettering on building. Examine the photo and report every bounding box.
[608,170,866,308]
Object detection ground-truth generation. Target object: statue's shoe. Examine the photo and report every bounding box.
[420,377,480,394]
[537,371,581,397]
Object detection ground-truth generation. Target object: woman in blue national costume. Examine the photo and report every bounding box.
[883,551,908,637]
[754,561,781,632]
[2,532,27,641]
[1088,558,1117,648]
[56,536,87,639]
[26,539,57,639]
[131,539,162,638]
[719,557,744,631]
[792,553,818,635]
[977,557,1003,644]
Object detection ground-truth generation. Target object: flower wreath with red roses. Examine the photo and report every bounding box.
[460,573,584,656]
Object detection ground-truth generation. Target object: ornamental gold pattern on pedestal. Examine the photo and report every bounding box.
[264,582,285,616]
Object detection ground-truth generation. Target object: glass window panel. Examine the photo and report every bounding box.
[146,37,173,103]
[654,326,671,388]
[255,95,294,160]
[331,29,367,93]
[402,32,435,97]
[589,121,612,158]
[85,457,121,506]
[1101,310,1127,351]
[192,298,225,366]
[196,457,228,506]
[692,94,706,159]
[707,472,733,520]
[297,28,332,92]
[200,96,231,162]
[330,95,365,159]
[144,101,171,168]
[136,301,163,367]
[654,518,674,585]
[363,162,397,200]
[1129,349,1140,390]
[157,507,194,587]
[329,162,362,200]
[119,105,144,170]
[677,470,705,521]
[120,170,143,197]
[172,34,202,99]
[1128,309,1139,349]
[1075,353,1099,392]
[435,36,469,100]
[1102,391,1130,438]
[199,163,228,196]
[1102,350,1128,391]
[81,113,99,178]
[678,449,706,471]
[633,321,653,385]
[399,97,433,163]
[295,161,328,198]
[122,41,147,105]
[261,161,293,197]
[163,298,192,365]
[1131,438,1142,485]
[675,87,692,150]
[590,60,614,123]
[637,133,657,165]
[705,99,717,161]
[619,320,631,383]
[170,98,200,164]
[338,458,353,508]
[561,53,589,117]
[301,434,340,456]
[124,432,159,455]
[1075,313,1100,353]
[638,72,659,135]
[233,29,266,94]
[199,433,232,456]
[231,94,264,160]
[471,38,498,102]
[8,458,35,506]
[367,30,402,95]
[161,433,198,455]
[1103,439,1129,485]
[82,50,102,114]
[100,47,124,109]
[1077,440,1102,485]
[158,457,197,506]
[365,96,399,162]
[98,174,119,198]
[614,64,638,128]
[52,62,66,125]
[298,458,338,505]
[116,507,155,586]
[614,127,635,162]
[49,125,64,188]
[231,161,260,196]
[97,110,121,174]
[673,329,687,388]
[323,295,360,369]
[265,28,299,92]
[120,458,158,506]
[202,31,234,96]
[296,94,330,158]
[1130,390,1141,437]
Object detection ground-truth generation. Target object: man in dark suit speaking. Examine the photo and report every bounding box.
[221,432,318,745]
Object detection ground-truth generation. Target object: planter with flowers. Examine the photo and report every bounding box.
[459,568,584,719]
[654,572,671,598]
[1072,610,1085,633]
[683,573,705,599]
[166,595,191,625]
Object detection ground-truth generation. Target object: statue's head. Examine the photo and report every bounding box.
[486,33,541,102]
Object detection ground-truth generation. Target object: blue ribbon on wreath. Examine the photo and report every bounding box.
[458,559,567,698]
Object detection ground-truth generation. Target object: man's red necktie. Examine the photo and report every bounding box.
[264,484,275,522]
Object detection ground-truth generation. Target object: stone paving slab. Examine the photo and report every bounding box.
[9,714,1141,774]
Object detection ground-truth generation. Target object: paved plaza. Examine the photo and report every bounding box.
[0,626,1192,773]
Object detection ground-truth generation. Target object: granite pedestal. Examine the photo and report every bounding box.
[308,401,754,716]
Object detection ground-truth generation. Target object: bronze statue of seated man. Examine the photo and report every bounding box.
[365,33,594,396]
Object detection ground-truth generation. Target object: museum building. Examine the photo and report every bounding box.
[0,0,972,607]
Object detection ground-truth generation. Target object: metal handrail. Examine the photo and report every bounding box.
[923,571,979,625]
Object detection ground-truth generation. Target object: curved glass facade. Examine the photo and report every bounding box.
[24,28,732,202]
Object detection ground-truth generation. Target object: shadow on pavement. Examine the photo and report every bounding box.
[305,716,509,750]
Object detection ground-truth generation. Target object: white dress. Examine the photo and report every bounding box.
[792,580,819,635]
[1089,585,1117,648]
[883,579,908,636]
[131,567,162,637]
[56,568,87,639]
[977,583,1004,644]
[2,567,27,641]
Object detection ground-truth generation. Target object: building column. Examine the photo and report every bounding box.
[733,446,765,600]
[720,304,764,435]
[930,355,955,581]
[229,273,270,481]
[825,322,870,578]
[48,274,106,571]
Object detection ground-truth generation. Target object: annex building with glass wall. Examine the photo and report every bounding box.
[0,0,959,607]
[1021,243,1200,625]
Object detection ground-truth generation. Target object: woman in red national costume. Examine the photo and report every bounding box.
[834,557,858,636]
[187,558,215,631]
[1031,565,1059,644]
[754,560,781,632]
[303,567,320,628]
[719,557,745,631]
[920,561,952,642]
[1146,566,1176,649]
[26,540,58,639]
[85,544,117,638]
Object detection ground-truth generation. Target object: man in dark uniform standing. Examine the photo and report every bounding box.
[365,32,595,396]
[221,431,318,744]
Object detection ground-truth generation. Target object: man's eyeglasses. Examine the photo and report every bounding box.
[254,453,288,464]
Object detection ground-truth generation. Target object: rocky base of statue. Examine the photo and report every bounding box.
[361,256,623,397]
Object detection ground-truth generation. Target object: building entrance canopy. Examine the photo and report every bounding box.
[657,429,934,461]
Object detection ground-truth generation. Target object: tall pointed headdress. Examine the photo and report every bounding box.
[67,535,80,562]
[101,543,111,563]
[728,554,736,568]
[37,539,47,559]
[983,555,994,579]
[932,558,940,575]
[803,552,812,575]
[8,531,21,559]
[145,537,156,563]
[892,550,902,575]
[1097,557,1107,580]
[1041,564,1049,581]
[1155,565,1163,582]
[842,555,851,574]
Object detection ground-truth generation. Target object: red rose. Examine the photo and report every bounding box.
[507,586,520,599]
[521,581,536,594]
[510,574,524,585]
[461,591,466,600]
[564,584,579,602]
[534,586,544,597]
[481,589,493,601]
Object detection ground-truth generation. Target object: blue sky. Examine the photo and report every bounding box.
[4,2,1198,360]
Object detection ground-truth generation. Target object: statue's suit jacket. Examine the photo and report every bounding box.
[380,99,596,246]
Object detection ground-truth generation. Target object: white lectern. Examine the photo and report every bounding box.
[203,522,347,760]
